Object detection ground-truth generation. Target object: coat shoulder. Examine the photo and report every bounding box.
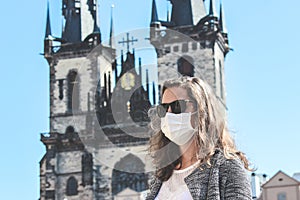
[215,151,252,199]
[213,150,247,172]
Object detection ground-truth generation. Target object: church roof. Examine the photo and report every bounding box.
[109,5,115,48]
[262,170,300,188]
[170,0,206,26]
[45,1,52,39]
[151,0,159,23]
[209,0,217,16]
[219,3,228,33]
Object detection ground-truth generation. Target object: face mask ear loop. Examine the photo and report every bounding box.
[191,111,198,115]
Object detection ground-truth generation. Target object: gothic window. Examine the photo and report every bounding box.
[111,154,148,195]
[277,192,286,200]
[66,176,78,196]
[192,42,197,50]
[173,46,179,52]
[65,126,75,133]
[58,79,64,100]
[165,46,171,54]
[177,56,194,77]
[82,152,93,186]
[67,70,80,112]
[182,43,188,52]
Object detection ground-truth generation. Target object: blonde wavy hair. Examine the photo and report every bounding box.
[148,76,251,181]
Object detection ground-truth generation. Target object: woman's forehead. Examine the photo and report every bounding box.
[162,87,189,103]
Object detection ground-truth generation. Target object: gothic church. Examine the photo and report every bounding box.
[39,0,230,199]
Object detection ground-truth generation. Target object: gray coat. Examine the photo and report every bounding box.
[146,150,252,200]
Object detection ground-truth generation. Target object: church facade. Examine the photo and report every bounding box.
[39,0,230,199]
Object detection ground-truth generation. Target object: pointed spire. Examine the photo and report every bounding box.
[45,1,52,39]
[109,5,115,48]
[151,0,159,23]
[61,0,81,43]
[169,0,206,26]
[209,0,217,16]
[152,82,156,105]
[104,73,107,101]
[146,69,149,98]
[114,59,118,84]
[93,1,100,34]
[158,84,162,104]
[121,50,124,64]
[219,3,228,33]
[108,72,112,99]
[112,58,118,83]
[138,57,142,76]
[138,57,142,86]
[132,49,136,67]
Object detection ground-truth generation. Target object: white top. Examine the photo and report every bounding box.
[154,161,200,200]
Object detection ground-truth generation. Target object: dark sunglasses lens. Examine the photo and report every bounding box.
[171,100,186,114]
[157,100,190,117]
[157,105,167,118]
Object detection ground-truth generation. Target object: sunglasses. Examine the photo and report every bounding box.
[156,99,194,118]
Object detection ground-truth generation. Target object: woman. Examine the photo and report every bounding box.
[146,76,252,200]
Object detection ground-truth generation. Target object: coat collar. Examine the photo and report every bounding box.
[147,150,224,200]
[146,178,162,200]
[184,163,212,199]
[184,149,224,200]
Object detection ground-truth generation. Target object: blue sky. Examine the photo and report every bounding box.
[0,0,299,199]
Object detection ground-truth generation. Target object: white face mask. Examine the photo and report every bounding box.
[161,112,196,145]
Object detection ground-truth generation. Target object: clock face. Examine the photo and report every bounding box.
[121,72,135,90]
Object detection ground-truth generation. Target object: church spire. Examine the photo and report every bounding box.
[219,3,227,33]
[109,5,115,48]
[146,69,150,99]
[152,82,156,105]
[151,0,159,24]
[169,0,206,26]
[45,1,52,39]
[62,0,81,43]
[108,72,112,99]
[209,0,217,16]
[93,1,100,34]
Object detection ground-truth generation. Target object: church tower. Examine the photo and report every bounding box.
[40,0,110,199]
[40,1,152,199]
[150,0,230,105]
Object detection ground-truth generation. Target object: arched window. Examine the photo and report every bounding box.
[111,154,148,195]
[177,56,194,77]
[65,126,75,133]
[82,152,93,186]
[67,70,80,112]
[66,176,78,196]
[58,79,64,100]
